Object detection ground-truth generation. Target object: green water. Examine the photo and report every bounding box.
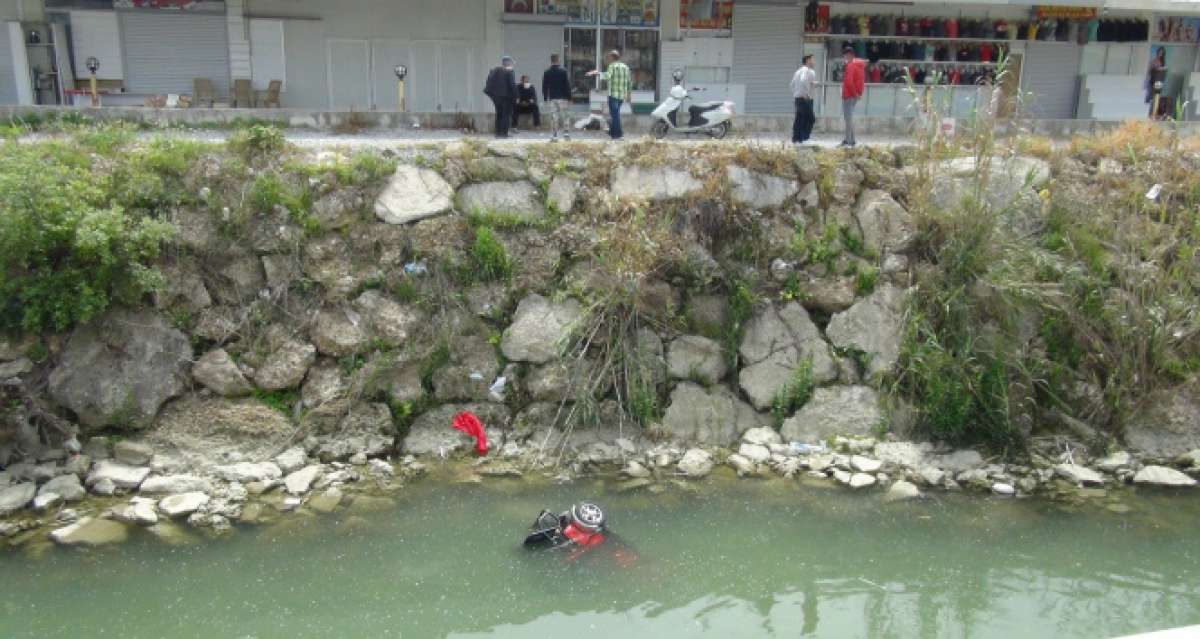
[2,476,1199,639]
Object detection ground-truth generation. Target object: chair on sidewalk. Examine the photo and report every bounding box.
[233,79,255,108]
[261,80,282,108]
[192,78,215,107]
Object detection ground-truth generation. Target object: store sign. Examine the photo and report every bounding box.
[1156,16,1200,43]
[1034,6,1098,19]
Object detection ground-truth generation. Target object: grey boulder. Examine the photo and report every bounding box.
[660,383,765,447]
[501,294,584,364]
[781,386,883,443]
[374,165,454,224]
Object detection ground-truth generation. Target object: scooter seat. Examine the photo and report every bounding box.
[688,103,723,117]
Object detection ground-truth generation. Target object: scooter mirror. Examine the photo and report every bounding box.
[672,68,684,83]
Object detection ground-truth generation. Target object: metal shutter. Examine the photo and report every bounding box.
[1022,42,1082,119]
[0,22,16,105]
[503,22,563,93]
[732,3,802,114]
[120,11,230,96]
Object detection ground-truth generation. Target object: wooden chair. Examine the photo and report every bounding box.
[192,78,215,107]
[261,80,282,108]
[233,79,254,108]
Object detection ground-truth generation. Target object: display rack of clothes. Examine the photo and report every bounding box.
[831,60,996,86]
[838,40,1005,65]
[811,12,1149,44]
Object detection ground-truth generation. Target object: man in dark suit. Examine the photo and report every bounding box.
[484,55,517,138]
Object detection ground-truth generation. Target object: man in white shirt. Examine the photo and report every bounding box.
[791,54,817,144]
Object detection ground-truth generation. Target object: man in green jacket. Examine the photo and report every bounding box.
[587,50,632,140]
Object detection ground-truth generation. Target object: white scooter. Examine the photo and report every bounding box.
[650,81,736,140]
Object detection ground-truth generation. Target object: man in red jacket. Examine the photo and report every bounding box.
[840,46,865,147]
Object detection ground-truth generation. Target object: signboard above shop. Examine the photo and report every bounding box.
[1034,6,1099,19]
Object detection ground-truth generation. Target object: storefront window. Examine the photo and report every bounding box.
[539,0,596,24]
[622,30,659,91]
[565,28,598,102]
[681,0,732,30]
[598,0,659,27]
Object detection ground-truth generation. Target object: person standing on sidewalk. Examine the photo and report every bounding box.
[484,55,518,138]
[791,54,817,144]
[587,50,632,140]
[840,47,865,147]
[542,54,572,140]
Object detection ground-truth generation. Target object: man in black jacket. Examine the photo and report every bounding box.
[542,54,572,140]
[484,56,517,138]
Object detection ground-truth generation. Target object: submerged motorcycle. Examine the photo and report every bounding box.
[650,81,736,140]
[524,502,607,549]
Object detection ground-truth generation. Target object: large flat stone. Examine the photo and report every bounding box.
[374,165,454,224]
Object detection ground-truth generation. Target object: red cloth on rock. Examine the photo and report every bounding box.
[451,411,489,455]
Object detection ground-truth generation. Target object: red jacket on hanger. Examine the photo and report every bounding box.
[842,58,866,99]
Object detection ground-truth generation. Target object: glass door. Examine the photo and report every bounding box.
[565,27,598,103]
[623,29,658,91]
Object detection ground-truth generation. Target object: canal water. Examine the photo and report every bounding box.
[2,475,1198,639]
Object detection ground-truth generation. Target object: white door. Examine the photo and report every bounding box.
[371,39,410,111]
[439,43,472,113]
[409,41,439,112]
[328,39,370,110]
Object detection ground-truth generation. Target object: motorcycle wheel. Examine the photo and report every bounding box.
[651,121,670,140]
[710,121,731,140]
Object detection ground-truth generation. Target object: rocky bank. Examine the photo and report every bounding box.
[2,137,1198,551]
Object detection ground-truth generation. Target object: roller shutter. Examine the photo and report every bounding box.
[1022,42,1082,120]
[503,22,564,92]
[732,3,802,114]
[120,11,230,96]
[0,23,15,105]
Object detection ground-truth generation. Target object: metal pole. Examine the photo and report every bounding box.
[398,79,406,112]
[90,73,98,107]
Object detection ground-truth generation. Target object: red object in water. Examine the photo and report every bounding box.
[451,411,489,455]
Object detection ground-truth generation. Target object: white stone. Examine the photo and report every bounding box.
[32,492,62,510]
[832,469,852,484]
[611,165,703,201]
[50,517,129,546]
[368,459,395,476]
[677,449,714,478]
[742,427,783,447]
[1054,463,1106,486]
[738,443,772,464]
[159,492,210,517]
[1095,451,1133,473]
[284,465,323,495]
[992,482,1016,496]
[850,456,883,474]
[884,480,921,502]
[114,498,159,525]
[86,460,151,490]
[848,473,877,489]
[623,460,652,479]
[873,442,929,469]
[139,474,213,494]
[374,165,454,224]
[274,447,308,474]
[727,454,757,476]
[39,474,86,502]
[1133,465,1197,488]
[214,462,283,483]
[918,466,946,486]
[726,165,799,210]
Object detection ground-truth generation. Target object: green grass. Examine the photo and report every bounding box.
[254,388,299,416]
[468,226,512,282]
[771,357,815,427]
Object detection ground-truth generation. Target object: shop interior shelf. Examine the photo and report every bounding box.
[806,33,1023,44]
[871,59,1000,66]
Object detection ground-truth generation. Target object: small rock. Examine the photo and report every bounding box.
[91,478,117,496]
[623,460,651,479]
[742,427,783,447]
[139,474,212,495]
[848,473,877,489]
[159,492,211,518]
[831,469,852,484]
[86,460,151,491]
[113,497,159,525]
[677,449,714,478]
[368,459,395,476]
[40,474,86,502]
[33,492,62,510]
[1054,463,1106,487]
[850,456,883,474]
[274,447,308,474]
[992,482,1016,496]
[84,437,111,460]
[738,443,771,464]
[284,465,324,495]
[1132,465,1197,488]
[349,452,369,466]
[50,517,129,546]
[884,480,921,502]
[113,441,155,466]
[309,487,344,513]
[1095,451,1133,473]
[214,462,283,483]
[727,454,757,476]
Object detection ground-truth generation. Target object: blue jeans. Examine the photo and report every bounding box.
[607,96,624,139]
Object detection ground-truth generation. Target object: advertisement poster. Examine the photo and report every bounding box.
[1156,16,1200,43]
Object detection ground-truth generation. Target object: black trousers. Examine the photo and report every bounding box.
[491,95,513,137]
[513,102,541,127]
[793,97,815,143]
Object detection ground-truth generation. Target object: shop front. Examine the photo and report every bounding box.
[503,0,661,112]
